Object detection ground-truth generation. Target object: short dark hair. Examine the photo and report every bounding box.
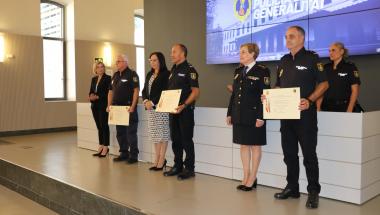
[174,43,188,57]
[149,52,168,72]
[289,25,305,37]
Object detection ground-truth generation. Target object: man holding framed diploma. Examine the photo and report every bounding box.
[107,54,140,164]
[163,44,200,180]
[155,89,182,113]
[270,26,329,209]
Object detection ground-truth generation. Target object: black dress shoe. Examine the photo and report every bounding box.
[236,184,245,190]
[149,166,158,171]
[274,188,300,199]
[240,179,257,191]
[92,151,101,156]
[177,169,195,180]
[113,155,128,162]
[163,167,183,176]
[306,192,319,209]
[98,148,109,158]
[127,158,138,164]
[153,160,167,171]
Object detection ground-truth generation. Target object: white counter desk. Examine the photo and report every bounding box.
[77,103,380,204]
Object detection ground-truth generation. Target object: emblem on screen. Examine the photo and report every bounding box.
[234,0,251,22]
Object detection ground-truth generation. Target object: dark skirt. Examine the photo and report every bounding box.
[233,124,266,146]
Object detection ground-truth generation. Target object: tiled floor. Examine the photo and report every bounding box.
[0,185,56,215]
[0,131,379,215]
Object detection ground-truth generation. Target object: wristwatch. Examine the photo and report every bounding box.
[306,98,314,105]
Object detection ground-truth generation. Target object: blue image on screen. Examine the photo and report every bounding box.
[309,8,380,57]
[252,20,309,61]
[206,0,380,64]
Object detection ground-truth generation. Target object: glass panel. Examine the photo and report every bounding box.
[43,39,64,99]
[134,16,144,46]
[136,47,145,96]
[40,3,63,38]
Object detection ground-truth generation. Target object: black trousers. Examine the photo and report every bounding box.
[169,106,195,171]
[116,112,139,159]
[91,107,110,146]
[280,107,321,193]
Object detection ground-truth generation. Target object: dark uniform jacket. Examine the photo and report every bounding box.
[110,67,140,123]
[227,63,271,125]
[110,67,140,106]
[142,69,170,106]
[89,74,111,110]
[275,47,327,99]
[323,59,361,101]
[167,60,199,106]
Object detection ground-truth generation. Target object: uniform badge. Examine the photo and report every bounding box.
[133,77,138,82]
[264,77,270,86]
[354,71,360,78]
[317,63,324,72]
[190,73,197,80]
[234,74,239,80]
[247,76,259,80]
[279,69,283,77]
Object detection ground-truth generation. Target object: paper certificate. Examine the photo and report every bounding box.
[155,89,182,113]
[108,106,130,126]
[263,87,300,120]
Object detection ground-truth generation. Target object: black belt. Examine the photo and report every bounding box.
[324,99,348,105]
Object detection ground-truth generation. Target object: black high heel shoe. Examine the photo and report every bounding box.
[241,179,257,191]
[149,165,158,171]
[98,148,109,158]
[153,160,167,171]
[92,150,102,156]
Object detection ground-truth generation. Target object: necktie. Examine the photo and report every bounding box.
[242,66,248,78]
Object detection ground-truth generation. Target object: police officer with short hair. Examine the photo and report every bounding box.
[107,54,140,164]
[163,44,200,180]
[316,42,361,112]
[272,26,329,209]
[227,43,270,192]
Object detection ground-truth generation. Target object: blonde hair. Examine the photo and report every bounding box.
[331,42,349,59]
[93,61,106,75]
[240,43,260,59]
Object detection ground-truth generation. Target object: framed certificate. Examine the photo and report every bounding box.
[263,87,300,119]
[155,89,182,113]
[108,106,130,126]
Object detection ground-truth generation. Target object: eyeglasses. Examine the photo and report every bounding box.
[116,60,126,64]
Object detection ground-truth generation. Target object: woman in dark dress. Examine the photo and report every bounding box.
[89,61,112,157]
[142,52,170,170]
[317,42,361,112]
[227,43,271,191]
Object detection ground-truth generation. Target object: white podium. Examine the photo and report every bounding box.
[77,103,380,204]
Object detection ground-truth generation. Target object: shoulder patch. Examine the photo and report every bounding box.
[317,63,324,72]
[133,76,138,82]
[354,71,360,78]
[264,77,270,86]
[190,73,197,80]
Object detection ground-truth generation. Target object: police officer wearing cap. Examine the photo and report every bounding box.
[163,44,200,180]
[227,43,270,192]
[316,42,361,112]
[107,54,140,164]
[272,26,329,209]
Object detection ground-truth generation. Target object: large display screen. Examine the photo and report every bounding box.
[206,0,380,64]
